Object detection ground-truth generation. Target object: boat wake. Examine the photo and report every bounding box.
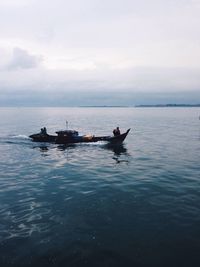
[0,134,31,146]
[11,134,30,139]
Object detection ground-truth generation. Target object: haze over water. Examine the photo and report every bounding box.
[0,107,200,267]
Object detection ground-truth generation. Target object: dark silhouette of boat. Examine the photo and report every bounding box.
[29,128,130,145]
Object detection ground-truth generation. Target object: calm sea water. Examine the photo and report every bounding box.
[0,107,200,267]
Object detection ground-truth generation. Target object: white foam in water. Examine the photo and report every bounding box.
[12,135,30,139]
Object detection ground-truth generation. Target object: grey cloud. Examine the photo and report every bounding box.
[7,47,43,70]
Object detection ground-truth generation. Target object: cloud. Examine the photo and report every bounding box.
[7,47,43,70]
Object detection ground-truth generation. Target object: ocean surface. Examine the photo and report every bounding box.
[0,107,200,267]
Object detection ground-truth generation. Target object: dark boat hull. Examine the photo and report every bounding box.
[29,129,130,144]
[92,129,130,144]
[29,133,57,142]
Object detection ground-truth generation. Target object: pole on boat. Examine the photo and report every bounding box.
[66,120,68,130]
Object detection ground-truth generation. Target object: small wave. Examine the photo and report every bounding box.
[0,134,31,145]
[11,135,30,139]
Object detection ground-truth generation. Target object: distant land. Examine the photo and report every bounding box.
[135,104,200,107]
[79,105,130,108]
[79,104,200,108]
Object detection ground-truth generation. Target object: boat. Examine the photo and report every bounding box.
[29,128,130,145]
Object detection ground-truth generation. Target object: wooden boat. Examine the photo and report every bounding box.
[29,128,130,145]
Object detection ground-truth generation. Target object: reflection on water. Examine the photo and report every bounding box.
[32,142,130,164]
[104,143,129,164]
[39,146,49,153]
[104,143,127,155]
[56,144,77,151]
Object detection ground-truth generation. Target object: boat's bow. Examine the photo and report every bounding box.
[93,129,130,144]
[108,128,130,144]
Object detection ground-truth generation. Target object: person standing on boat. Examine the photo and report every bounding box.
[113,127,121,136]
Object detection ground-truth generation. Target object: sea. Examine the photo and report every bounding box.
[0,107,200,267]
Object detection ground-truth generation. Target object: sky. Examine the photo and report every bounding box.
[0,0,200,106]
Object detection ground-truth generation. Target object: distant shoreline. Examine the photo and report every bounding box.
[135,104,200,107]
[0,104,200,108]
[79,105,130,108]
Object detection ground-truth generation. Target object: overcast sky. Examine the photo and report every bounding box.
[0,0,200,105]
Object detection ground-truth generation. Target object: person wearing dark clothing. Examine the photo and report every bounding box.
[43,127,47,134]
[40,127,47,135]
[113,127,121,136]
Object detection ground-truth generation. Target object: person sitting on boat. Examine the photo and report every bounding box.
[40,127,47,135]
[113,127,121,136]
